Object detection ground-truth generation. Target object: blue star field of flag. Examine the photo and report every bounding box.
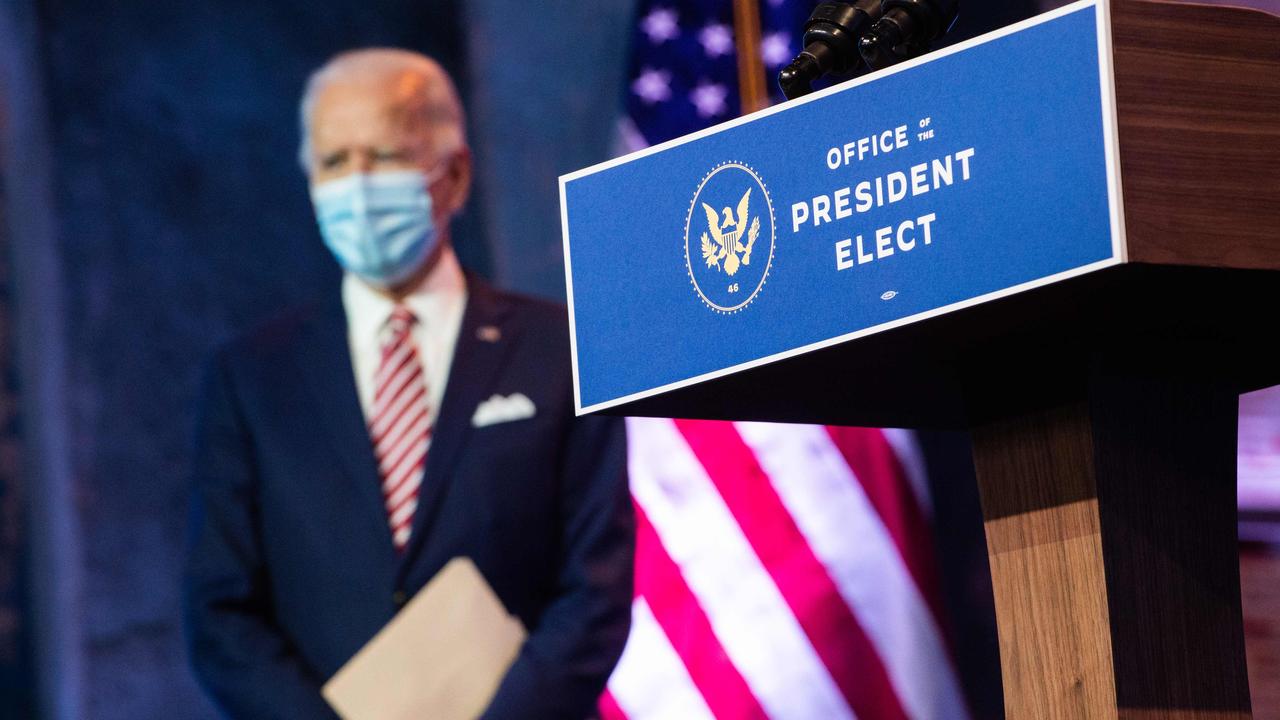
[626,0,818,146]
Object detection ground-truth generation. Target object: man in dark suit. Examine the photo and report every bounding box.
[183,48,634,719]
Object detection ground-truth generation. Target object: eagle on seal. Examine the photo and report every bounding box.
[700,188,761,277]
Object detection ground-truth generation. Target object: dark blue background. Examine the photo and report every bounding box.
[0,1,635,718]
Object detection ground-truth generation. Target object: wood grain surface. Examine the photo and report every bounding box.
[1112,0,1280,269]
[1241,545,1280,719]
[971,354,1252,719]
[974,401,1118,719]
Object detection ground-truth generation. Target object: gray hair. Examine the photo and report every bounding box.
[297,48,467,172]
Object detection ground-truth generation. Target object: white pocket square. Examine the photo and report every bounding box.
[471,393,537,428]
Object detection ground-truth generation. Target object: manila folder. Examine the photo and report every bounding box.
[322,557,527,720]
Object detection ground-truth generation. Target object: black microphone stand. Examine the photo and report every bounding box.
[778,1,883,100]
[859,0,960,70]
[778,0,960,99]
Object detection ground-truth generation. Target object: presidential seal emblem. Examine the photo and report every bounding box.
[684,162,775,313]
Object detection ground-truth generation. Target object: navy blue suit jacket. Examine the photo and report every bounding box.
[184,275,634,719]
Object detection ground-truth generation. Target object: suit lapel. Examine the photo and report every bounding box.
[295,300,398,555]
[398,275,517,576]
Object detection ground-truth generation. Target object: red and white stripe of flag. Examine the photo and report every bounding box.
[602,418,969,720]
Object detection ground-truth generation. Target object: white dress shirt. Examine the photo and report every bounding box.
[342,246,468,428]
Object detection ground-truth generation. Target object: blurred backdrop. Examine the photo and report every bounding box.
[0,1,1277,719]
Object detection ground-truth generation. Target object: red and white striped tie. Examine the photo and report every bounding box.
[370,306,431,551]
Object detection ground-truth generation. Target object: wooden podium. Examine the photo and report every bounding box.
[562,1,1280,717]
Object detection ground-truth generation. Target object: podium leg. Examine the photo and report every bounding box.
[970,366,1251,719]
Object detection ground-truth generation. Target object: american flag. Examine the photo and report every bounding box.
[600,2,970,719]
[622,0,808,146]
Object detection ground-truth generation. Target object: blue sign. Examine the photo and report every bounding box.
[561,1,1124,413]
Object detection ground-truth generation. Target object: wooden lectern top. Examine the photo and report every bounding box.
[1111,0,1280,272]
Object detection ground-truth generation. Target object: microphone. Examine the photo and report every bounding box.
[858,0,959,71]
[778,1,884,100]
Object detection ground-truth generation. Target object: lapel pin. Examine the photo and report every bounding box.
[476,325,501,343]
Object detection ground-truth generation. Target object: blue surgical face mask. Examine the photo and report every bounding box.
[311,167,445,289]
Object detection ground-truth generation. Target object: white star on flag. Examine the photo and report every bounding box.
[761,31,793,68]
[690,82,729,118]
[641,7,680,44]
[632,68,673,104]
[698,24,734,58]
